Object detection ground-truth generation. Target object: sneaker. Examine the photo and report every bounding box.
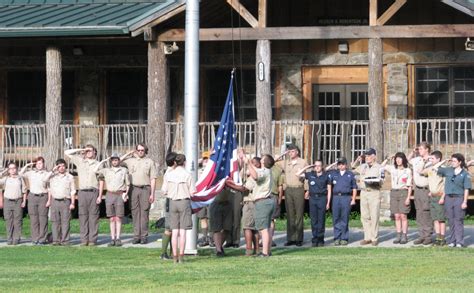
[340,240,348,246]
[108,240,116,247]
[334,240,341,246]
[448,243,456,248]
[115,239,122,247]
[160,253,171,260]
[455,244,463,248]
[360,240,372,245]
[422,238,432,245]
[413,238,424,245]
[132,239,141,244]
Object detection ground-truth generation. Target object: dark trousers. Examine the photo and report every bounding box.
[78,189,100,244]
[3,198,23,243]
[51,199,71,243]
[332,195,351,241]
[226,191,242,245]
[27,193,49,243]
[309,195,327,243]
[444,195,465,246]
[414,187,433,239]
[285,187,305,242]
[130,186,151,240]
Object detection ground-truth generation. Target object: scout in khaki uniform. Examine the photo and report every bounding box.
[407,142,434,245]
[0,163,27,245]
[275,144,308,247]
[381,152,412,245]
[121,143,157,244]
[65,144,101,246]
[420,151,446,246]
[352,148,383,246]
[19,157,50,245]
[160,152,177,260]
[45,159,76,246]
[96,153,130,247]
[161,154,195,263]
[228,151,275,257]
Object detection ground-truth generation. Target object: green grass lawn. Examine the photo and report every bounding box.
[2,214,474,237]
[0,247,472,292]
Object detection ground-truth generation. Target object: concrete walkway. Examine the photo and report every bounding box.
[1,227,474,248]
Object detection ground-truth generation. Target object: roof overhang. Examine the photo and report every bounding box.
[442,0,474,17]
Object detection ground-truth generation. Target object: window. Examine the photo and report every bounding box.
[206,69,276,122]
[415,66,474,143]
[106,70,147,124]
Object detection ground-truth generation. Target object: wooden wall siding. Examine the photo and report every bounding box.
[0,70,5,125]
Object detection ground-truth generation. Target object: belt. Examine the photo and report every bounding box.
[286,186,304,189]
[30,192,47,197]
[416,185,428,190]
[254,197,271,202]
[80,188,97,192]
[107,191,125,195]
[334,193,351,196]
[310,193,327,197]
[54,198,68,201]
[172,198,190,201]
[133,185,150,188]
[7,198,20,202]
[363,188,380,192]
[446,194,462,198]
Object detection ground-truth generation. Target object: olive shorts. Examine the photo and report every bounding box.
[390,189,411,215]
[255,197,275,230]
[430,196,446,221]
[169,199,193,230]
[209,201,232,232]
[242,201,256,230]
[105,193,125,218]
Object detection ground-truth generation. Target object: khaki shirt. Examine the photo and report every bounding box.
[49,173,76,199]
[409,157,429,187]
[243,177,256,202]
[354,162,383,190]
[271,165,284,194]
[278,157,308,188]
[23,169,49,194]
[385,165,412,189]
[161,166,196,200]
[122,157,157,186]
[253,168,272,200]
[69,154,100,189]
[0,176,27,199]
[97,167,130,192]
[427,167,445,196]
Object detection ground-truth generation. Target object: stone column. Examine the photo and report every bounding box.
[76,70,100,148]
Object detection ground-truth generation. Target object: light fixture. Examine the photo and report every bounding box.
[465,38,474,51]
[338,41,349,54]
[73,47,83,56]
[163,42,179,55]
[258,62,265,81]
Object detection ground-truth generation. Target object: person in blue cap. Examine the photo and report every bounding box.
[326,157,357,246]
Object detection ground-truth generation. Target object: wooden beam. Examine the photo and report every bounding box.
[377,0,407,26]
[158,24,474,41]
[131,4,186,37]
[226,0,258,28]
[369,0,378,26]
[368,38,384,157]
[256,39,271,155]
[258,0,267,28]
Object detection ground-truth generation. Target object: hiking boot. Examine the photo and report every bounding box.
[423,238,433,245]
[439,239,447,246]
[107,240,116,247]
[132,239,141,244]
[340,240,348,246]
[334,240,341,246]
[360,240,372,245]
[115,239,122,247]
[413,238,424,245]
[160,253,171,260]
[371,240,378,246]
[393,233,401,244]
[400,234,408,245]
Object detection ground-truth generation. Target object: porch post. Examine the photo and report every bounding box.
[45,46,62,169]
[256,39,272,155]
[368,38,384,157]
[147,40,168,172]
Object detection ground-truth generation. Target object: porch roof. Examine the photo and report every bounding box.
[0,0,184,37]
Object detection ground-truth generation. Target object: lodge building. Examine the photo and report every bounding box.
[0,0,473,175]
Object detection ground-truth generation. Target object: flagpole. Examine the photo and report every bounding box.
[184,0,199,255]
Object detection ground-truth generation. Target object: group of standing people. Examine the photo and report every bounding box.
[0,143,157,247]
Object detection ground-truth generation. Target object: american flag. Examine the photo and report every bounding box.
[191,73,240,211]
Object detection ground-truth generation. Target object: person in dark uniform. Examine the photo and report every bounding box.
[295,160,331,247]
[327,158,357,246]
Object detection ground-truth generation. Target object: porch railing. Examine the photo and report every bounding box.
[6,119,474,168]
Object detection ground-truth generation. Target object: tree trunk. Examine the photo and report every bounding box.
[256,39,272,156]
[45,47,62,169]
[147,41,169,173]
[368,38,384,157]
